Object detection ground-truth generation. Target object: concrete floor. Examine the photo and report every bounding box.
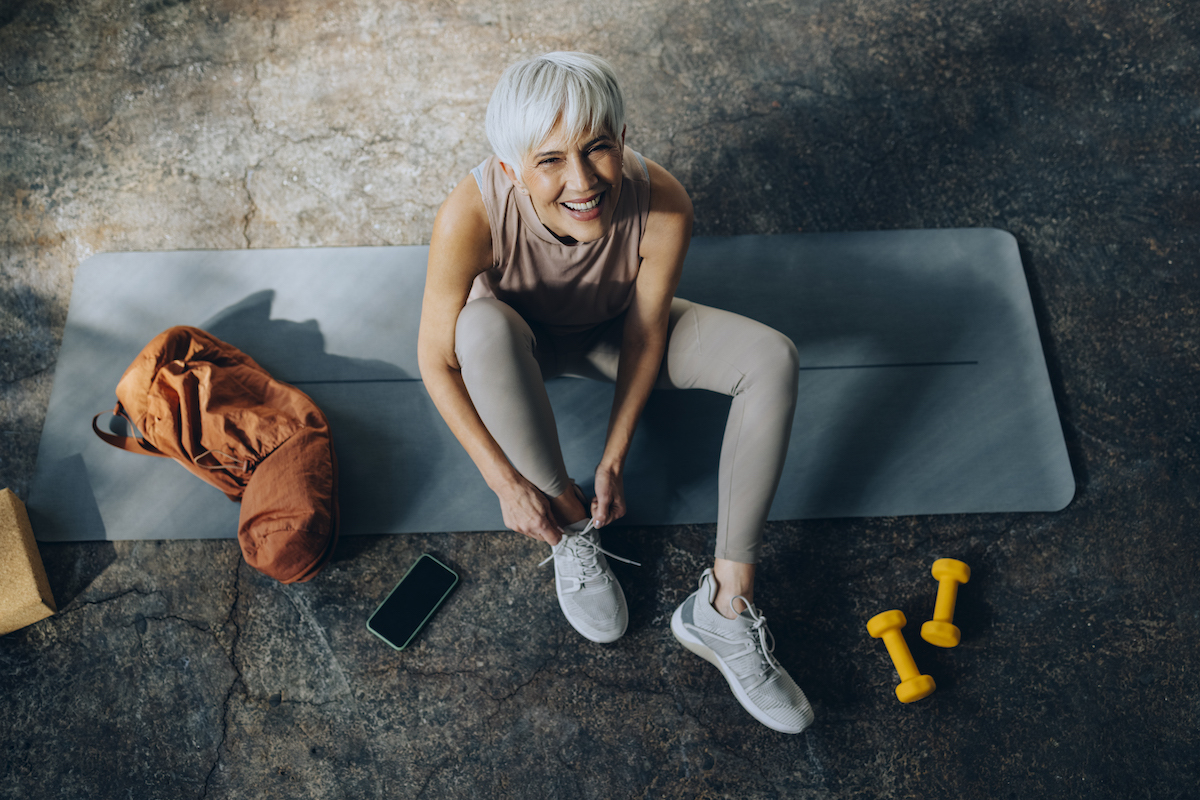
[2,0,1198,797]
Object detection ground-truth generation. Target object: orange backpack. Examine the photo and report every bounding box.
[93,326,339,583]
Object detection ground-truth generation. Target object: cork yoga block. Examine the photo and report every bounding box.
[0,489,57,636]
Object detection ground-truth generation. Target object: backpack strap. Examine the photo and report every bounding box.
[92,408,169,458]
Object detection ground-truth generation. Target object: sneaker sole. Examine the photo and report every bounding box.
[555,579,628,644]
[671,604,814,734]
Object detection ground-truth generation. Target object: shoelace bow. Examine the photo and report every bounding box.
[730,595,783,685]
[538,519,642,578]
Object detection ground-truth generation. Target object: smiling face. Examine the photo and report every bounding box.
[501,120,625,244]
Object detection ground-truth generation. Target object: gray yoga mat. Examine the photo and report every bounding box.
[27,229,1075,541]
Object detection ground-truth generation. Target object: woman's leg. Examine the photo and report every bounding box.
[567,297,799,568]
[457,298,628,643]
[655,300,811,733]
[573,297,799,574]
[660,299,799,559]
[454,298,586,524]
[659,299,799,612]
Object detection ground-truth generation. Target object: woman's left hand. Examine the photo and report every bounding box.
[591,463,627,528]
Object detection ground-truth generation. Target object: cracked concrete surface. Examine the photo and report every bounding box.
[3,0,1200,797]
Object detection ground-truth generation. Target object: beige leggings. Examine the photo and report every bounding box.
[455,296,799,564]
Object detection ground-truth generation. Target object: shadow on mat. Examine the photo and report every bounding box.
[203,291,435,535]
[27,452,118,599]
[203,290,406,383]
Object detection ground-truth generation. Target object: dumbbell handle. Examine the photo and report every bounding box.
[932,579,962,623]
[880,630,922,681]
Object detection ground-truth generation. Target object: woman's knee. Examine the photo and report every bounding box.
[455,298,534,367]
[747,328,800,394]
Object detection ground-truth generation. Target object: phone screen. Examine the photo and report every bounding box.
[367,554,459,650]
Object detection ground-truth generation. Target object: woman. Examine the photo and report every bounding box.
[417,52,813,734]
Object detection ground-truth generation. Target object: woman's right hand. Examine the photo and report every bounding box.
[495,475,564,546]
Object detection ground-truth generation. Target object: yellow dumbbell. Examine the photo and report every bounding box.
[921,558,971,648]
[866,610,936,703]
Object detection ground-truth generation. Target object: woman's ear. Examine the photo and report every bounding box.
[499,161,528,194]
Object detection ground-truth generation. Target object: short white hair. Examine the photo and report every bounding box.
[485,52,625,168]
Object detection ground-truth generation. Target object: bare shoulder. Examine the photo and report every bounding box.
[429,172,493,278]
[420,171,494,367]
[640,155,694,217]
[638,155,693,263]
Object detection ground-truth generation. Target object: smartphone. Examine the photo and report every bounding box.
[366,554,459,650]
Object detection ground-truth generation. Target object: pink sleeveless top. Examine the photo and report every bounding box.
[468,149,651,335]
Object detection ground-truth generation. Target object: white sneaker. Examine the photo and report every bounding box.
[539,519,638,643]
[671,569,814,734]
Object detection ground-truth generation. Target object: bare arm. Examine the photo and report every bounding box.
[417,174,566,544]
[591,155,694,526]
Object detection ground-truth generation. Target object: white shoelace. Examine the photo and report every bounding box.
[730,595,783,688]
[538,520,642,577]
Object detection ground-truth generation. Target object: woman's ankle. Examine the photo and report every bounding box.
[548,483,589,527]
[711,558,757,620]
